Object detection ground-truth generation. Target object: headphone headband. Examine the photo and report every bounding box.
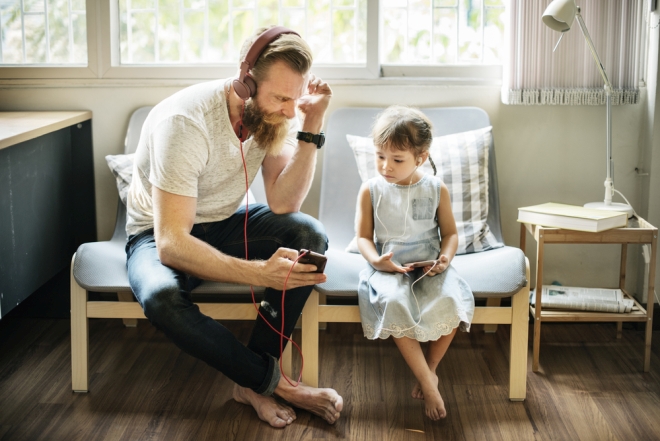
[233,26,301,100]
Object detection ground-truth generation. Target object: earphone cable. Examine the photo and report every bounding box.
[237,99,303,387]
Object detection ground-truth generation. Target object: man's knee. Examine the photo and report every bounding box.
[139,283,188,329]
[284,212,328,253]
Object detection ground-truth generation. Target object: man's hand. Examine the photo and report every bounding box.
[297,74,332,131]
[259,248,327,290]
[371,252,413,274]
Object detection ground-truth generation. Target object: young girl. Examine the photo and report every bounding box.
[355,105,474,420]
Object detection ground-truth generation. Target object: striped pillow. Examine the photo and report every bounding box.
[346,126,501,255]
[105,153,135,206]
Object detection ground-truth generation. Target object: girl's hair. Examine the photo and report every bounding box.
[372,105,434,157]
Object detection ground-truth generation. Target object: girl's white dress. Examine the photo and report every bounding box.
[358,174,475,341]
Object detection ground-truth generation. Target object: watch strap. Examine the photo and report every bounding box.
[297,131,325,149]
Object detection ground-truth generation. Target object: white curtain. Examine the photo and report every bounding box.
[503,0,645,105]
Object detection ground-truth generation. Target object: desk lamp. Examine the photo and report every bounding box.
[542,0,634,217]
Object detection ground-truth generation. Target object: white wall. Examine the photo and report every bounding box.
[0,79,650,297]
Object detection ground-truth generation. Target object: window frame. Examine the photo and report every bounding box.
[0,0,502,83]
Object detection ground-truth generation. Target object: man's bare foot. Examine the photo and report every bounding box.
[233,384,296,428]
[412,372,438,400]
[421,385,446,420]
[275,380,343,424]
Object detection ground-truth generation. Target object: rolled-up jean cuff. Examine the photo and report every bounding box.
[256,354,281,396]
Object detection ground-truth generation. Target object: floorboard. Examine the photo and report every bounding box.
[0,317,659,440]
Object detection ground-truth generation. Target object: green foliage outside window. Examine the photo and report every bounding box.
[0,0,87,65]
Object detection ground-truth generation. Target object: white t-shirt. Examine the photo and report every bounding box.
[126,79,298,236]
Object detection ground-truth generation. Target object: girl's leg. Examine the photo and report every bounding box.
[393,337,447,420]
[411,328,457,400]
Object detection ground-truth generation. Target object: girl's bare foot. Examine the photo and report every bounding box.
[233,384,296,428]
[421,385,446,420]
[411,372,438,400]
[275,381,343,424]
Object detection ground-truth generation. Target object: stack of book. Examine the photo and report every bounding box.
[517,202,628,232]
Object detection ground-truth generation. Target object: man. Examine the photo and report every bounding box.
[125,27,342,428]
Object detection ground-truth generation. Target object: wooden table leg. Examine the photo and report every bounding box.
[616,244,628,339]
[533,228,544,373]
[644,236,657,372]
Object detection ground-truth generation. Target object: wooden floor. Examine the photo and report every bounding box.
[0,315,659,441]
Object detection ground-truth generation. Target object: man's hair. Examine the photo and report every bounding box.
[372,105,434,157]
[239,26,313,83]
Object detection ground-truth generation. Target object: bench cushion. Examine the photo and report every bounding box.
[73,241,265,295]
[316,246,526,299]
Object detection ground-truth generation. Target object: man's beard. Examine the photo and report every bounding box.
[242,99,290,156]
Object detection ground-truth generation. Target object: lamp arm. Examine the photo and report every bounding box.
[575,9,613,92]
[575,7,614,205]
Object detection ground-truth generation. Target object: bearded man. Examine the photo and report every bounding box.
[124,27,342,427]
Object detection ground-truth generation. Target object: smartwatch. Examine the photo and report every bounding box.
[297,131,325,149]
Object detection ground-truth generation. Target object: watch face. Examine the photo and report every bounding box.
[317,134,325,148]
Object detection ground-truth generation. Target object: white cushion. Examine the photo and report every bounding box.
[105,153,134,206]
[346,126,501,254]
[105,153,257,206]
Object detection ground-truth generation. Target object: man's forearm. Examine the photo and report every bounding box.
[158,231,263,285]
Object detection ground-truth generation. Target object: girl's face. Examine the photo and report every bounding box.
[374,145,425,185]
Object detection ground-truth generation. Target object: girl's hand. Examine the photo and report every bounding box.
[371,252,412,274]
[423,255,450,276]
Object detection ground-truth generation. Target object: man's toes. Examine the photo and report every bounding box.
[334,395,344,412]
[276,407,295,424]
[325,411,340,424]
[269,416,288,428]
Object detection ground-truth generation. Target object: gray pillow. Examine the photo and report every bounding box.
[105,153,134,206]
[105,153,258,206]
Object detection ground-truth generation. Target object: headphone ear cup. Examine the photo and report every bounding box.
[232,78,251,100]
[243,74,257,98]
[232,74,257,100]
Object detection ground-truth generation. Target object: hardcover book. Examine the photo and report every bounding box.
[517,202,628,232]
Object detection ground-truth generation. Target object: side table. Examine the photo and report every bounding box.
[520,217,657,372]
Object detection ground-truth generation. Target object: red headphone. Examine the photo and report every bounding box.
[232,26,301,101]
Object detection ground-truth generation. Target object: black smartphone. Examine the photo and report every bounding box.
[298,249,328,273]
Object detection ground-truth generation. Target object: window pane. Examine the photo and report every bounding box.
[118,0,366,65]
[458,0,482,62]
[382,6,406,63]
[433,7,457,63]
[0,0,87,65]
[484,5,504,63]
[408,0,431,63]
[382,0,504,65]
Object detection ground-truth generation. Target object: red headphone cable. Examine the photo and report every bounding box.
[237,101,304,387]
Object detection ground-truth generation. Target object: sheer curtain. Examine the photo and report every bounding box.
[503,0,645,105]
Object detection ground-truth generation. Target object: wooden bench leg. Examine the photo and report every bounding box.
[117,292,138,327]
[71,254,89,393]
[318,292,327,331]
[484,298,501,333]
[508,259,530,401]
[301,289,320,387]
[281,337,293,379]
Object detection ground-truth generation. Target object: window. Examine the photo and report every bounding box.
[381,0,505,65]
[0,0,506,79]
[117,0,504,77]
[118,0,367,65]
[0,0,87,65]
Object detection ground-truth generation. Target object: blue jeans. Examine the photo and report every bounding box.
[125,203,328,396]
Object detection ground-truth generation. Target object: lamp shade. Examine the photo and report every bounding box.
[542,0,577,32]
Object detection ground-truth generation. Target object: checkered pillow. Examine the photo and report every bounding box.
[346,126,501,255]
[105,153,258,207]
[105,153,134,206]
